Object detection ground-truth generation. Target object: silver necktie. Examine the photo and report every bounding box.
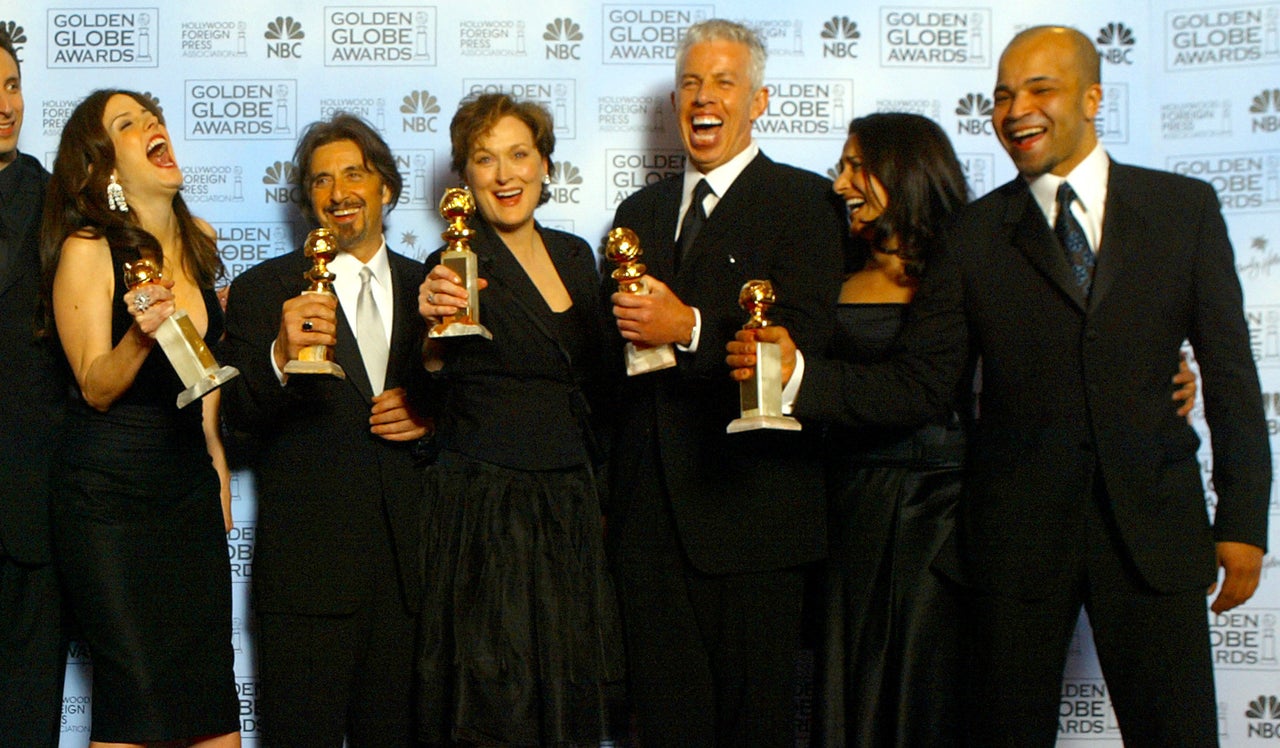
[356,266,389,394]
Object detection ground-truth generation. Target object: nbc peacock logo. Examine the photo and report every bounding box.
[1251,88,1280,133]
[820,16,859,59]
[265,15,304,59]
[546,161,583,204]
[544,17,582,60]
[955,92,994,136]
[0,20,28,61]
[262,160,302,205]
[1095,21,1135,64]
[1245,695,1280,738]
[400,90,442,133]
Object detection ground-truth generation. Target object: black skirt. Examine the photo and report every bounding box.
[51,402,239,743]
[417,452,625,746]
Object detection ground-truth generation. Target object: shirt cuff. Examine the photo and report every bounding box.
[781,349,804,415]
[270,342,288,386]
[676,307,702,353]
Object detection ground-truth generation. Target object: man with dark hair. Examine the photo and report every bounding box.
[734,24,1269,746]
[605,18,844,746]
[220,112,431,747]
[0,29,68,748]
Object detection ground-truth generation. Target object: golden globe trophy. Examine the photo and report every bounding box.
[429,186,492,340]
[604,227,676,376]
[283,228,347,379]
[122,258,240,408]
[727,279,801,433]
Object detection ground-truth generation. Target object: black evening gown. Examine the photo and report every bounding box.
[815,303,966,748]
[417,221,624,746]
[51,246,239,744]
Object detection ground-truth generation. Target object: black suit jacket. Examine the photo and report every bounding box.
[607,151,845,575]
[796,161,1270,599]
[0,154,67,565]
[220,245,431,615]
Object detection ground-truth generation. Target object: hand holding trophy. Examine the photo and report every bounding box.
[726,279,801,433]
[283,228,347,378]
[428,186,492,340]
[122,258,240,408]
[605,227,676,375]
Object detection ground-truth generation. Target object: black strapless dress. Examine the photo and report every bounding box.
[51,247,238,743]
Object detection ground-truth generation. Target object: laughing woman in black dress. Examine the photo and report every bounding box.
[416,93,623,746]
[42,90,239,748]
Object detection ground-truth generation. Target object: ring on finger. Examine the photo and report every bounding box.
[302,319,314,332]
[134,292,152,313]
[427,292,436,304]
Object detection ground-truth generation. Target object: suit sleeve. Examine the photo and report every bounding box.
[1185,182,1271,550]
[794,234,971,429]
[219,267,309,437]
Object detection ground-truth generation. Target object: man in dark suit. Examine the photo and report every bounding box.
[0,31,67,748]
[606,19,844,746]
[735,25,1269,746]
[221,113,431,747]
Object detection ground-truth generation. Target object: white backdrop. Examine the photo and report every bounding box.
[5,0,1279,744]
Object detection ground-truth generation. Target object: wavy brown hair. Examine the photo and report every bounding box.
[40,89,223,326]
[843,113,970,278]
[449,92,556,206]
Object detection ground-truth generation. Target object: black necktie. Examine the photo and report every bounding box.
[1054,181,1095,294]
[676,179,713,271]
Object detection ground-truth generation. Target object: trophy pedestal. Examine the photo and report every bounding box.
[429,318,493,340]
[284,344,347,379]
[727,340,801,433]
[625,342,676,376]
[155,311,242,408]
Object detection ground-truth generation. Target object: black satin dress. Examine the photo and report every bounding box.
[50,247,238,744]
[815,303,965,748]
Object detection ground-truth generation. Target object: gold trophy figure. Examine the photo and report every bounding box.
[283,228,347,379]
[604,227,676,376]
[727,279,802,433]
[122,258,240,408]
[428,186,492,340]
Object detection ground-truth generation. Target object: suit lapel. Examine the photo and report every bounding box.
[1090,163,1136,311]
[385,251,424,392]
[678,153,767,277]
[1006,181,1089,312]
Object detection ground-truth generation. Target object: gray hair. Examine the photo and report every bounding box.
[675,19,767,92]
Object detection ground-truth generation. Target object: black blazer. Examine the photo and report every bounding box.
[220,244,431,615]
[796,161,1270,599]
[0,154,67,565]
[606,151,845,575]
[425,218,614,471]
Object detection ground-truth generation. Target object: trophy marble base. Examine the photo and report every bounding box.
[625,342,676,376]
[155,311,242,408]
[727,413,803,433]
[284,344,347,379]
[726,339,801,433]
[429,319,493,340]
[176,366,241,409]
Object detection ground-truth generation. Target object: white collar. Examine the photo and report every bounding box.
[682,142,760,209]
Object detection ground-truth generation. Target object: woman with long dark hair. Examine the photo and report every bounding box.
[41,89,240,748]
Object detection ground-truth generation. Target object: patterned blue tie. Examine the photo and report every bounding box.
[1055,182,1095,294]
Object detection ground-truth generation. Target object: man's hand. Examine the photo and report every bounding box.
[1173,354,1197,420]
[611,275,696,348]
[370,387,430,442]
[725,326,797,385]
[1208,541,1265,614]
[275,293,338,372]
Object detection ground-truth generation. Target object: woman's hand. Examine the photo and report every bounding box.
[123,277,177,338]
[419,263,487,323]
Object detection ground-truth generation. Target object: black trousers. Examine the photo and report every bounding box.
[963,479,1218,747]
[613,449,805,748]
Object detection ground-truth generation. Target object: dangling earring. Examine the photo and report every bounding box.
[542,173,552,186]
[107,174,129,212]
